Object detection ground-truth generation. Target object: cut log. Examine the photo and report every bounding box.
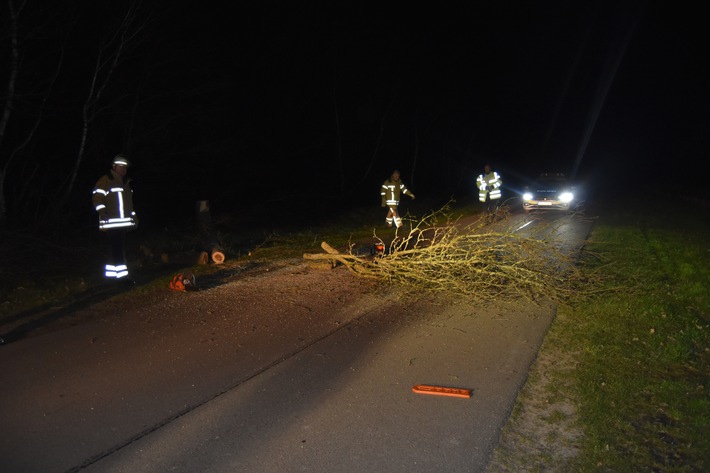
[305,260,334,271]
[320,241,340,255]
[303,252,337,269]
[303,242,378,277]
[211,249,225,264]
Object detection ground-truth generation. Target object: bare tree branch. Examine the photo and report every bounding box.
[59,1,149,206]
[0,0,26,227]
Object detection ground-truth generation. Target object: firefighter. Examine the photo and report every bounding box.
[381,169,415,228]
[476,163,502,214]
[92,155,138,282]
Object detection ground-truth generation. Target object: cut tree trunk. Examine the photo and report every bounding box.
[196,200,225,264]
[303,241,378,276]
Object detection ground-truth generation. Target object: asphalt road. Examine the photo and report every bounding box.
[0,209,593,473]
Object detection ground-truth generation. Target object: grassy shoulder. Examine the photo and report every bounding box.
[488,199,709,472]
[0,203,392,328]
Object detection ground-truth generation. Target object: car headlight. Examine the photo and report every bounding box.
[559,192,574,203]
[523,192,533,200]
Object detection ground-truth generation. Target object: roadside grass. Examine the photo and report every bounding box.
[0,204,392,326]
[229,217,382,262]
[489,198,709,472]
[565,200,710,472]
[0,225,104,320]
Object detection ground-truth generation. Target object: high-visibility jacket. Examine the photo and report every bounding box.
[381,178,414,207]
[92,170,137,231]
[476,171,502,202]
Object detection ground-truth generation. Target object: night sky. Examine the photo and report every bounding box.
[1,1,706,229]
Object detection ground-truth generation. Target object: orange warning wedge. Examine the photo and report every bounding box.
[412,384,472,399]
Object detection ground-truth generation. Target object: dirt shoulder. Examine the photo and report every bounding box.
[484,306,582,472]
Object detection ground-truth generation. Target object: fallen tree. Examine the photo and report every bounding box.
[304,207,602,304]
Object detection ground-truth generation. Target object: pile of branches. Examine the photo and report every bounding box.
[304,207,600,304]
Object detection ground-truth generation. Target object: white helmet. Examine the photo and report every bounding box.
[112,155,130,167]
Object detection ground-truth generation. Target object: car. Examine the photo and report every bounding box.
[522,173,576,212]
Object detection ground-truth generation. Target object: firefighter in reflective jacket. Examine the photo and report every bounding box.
[92,155,138,281]
[476,164,502,213]
[381,169,415,228]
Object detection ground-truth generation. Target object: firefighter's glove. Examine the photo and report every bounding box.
[410,194,416,200]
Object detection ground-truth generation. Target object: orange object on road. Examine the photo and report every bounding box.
[412,384,472,399]
[169,272,197,291]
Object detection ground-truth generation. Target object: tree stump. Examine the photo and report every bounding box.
[196,200,225,264]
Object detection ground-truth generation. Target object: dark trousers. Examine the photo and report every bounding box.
[108,229,127,265]
[484,196,499,213]
[104,229,128,278]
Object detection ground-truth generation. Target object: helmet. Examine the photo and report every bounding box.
[112,155,130,167]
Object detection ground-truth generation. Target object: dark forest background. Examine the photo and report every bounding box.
[1,1,706,233]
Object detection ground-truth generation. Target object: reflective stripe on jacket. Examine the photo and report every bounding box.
[92,170,137,230]
[381,179,413,206]
[476,171,502,202]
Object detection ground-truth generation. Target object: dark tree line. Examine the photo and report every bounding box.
[0,1,158,229]
[2,1,544,232]
[4,1,646,231]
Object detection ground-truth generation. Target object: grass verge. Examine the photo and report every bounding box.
[487,198,709,472]
[0,205,387,327]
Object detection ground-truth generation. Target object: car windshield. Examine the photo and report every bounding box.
[533,174,568,188]
[537,177,566,187]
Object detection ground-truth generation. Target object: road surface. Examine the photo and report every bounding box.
[0,209,592,473]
